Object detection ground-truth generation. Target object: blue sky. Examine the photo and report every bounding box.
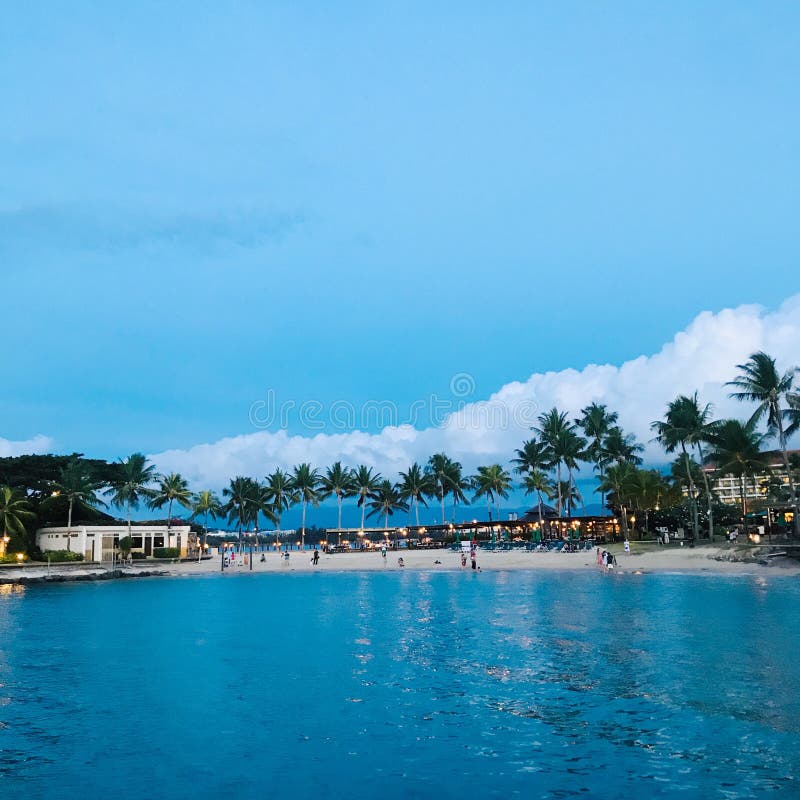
[2,1,799,467]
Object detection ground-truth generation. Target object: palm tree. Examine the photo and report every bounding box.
[535,408,574,515]
[290,463,320,549]
[426,453,454,525]
[353,465,381,530]
[705,419,768,519]
[367,480,408,534]
[264,468,296,537]
[651,400,702,539]
[106,453,158,541]
[0,486,35,556]
[512,437,552,476]
[520,469,552,528]
[47,459,107,551]
[559,429,587,516]
[601,426,644,466]
[190,490,222,557]
[673,392,720,540]
[445,460,471,524]
[397,463,433,526]
[150,473,193,549]
[576,403,618,494]
[728,351,799,535]
[320,462,356,545]
[223,476,259,541]
[596,462,638,539]
[471,464,513,522]
[628,469,668,538]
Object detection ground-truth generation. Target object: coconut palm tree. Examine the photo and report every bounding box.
[353,465,381,530]
[728,351,799,534]
[512,437,552,477]
[320,462,356,545]
[425,453,454,525]
[445,460,471,524]
[190,490,222,557]
[596,462,638,539]
[150,472,193,548]
[705,419,768,519]
[559,429,588,516]
[601,426,644,467]
[47,459,107,551]
[264,468,296,536]
[0,486,35,556]
[289,463,321,548]
[471,464,513,522]
[576,403,618,488]
[671,392,720,540]
[398,463,433,526]
[367,480,408,534]
[223,476,259,541]
[106,453,158,540]
[651,400,702,538]
[535,408,574,515]
[521,469,552,527]
[628,469,668,538]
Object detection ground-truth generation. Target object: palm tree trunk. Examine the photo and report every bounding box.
[167,497,174,550]
[440,488,445,525]
[556,463,563,516]
[414,496,420,526]
[66,497,73,552]
[777,418,799,536]
[301,500,307,549]
[337,494,343,546]
[361,496,366,530]
[696,443,714,541]
[620,504,629,539]
[740,474,747,521]
[682,445,699,538]
[486,495,492,523]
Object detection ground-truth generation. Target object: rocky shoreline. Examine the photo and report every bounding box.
[0,568,171,585]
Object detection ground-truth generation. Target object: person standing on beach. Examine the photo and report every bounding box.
[470,547,477,571]
[312,549,319,565]
[624,539,630,555]
[596,547,602,567]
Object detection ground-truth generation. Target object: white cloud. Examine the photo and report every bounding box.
[0,434,54,458]
[151,295,800,489]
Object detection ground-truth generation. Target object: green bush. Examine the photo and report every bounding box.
[43,550,84,563]
[131,551,147,560]
[153,547,180,559]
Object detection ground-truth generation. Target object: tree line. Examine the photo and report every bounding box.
[1,350,798,557]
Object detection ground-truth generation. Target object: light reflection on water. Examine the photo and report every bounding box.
[1,572,799,799]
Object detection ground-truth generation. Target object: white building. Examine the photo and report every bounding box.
[36,525,194,563]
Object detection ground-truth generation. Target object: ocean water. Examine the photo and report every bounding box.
[1,571,799,800]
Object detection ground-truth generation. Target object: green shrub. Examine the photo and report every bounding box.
[118,536,134,554]
[131,551,147,560]
[43,550,84,563]
[153,547,180,559]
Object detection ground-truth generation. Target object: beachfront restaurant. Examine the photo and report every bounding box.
[327,509,620,548]
[36,524,194,562]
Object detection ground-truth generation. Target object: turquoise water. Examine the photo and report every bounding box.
[1,571,799,799]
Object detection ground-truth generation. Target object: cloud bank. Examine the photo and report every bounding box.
[150,295,800,488]
[0,435,54,458]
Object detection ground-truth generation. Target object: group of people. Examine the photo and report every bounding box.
[459,546,478,570]
[597,547,618,569]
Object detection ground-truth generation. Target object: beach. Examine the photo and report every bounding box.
[4,543,798,583]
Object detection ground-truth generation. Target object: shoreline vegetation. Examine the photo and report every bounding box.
[2,350,799,564]
[2,542,799,585]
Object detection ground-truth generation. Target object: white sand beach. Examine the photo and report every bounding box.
[4,543,798,582]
